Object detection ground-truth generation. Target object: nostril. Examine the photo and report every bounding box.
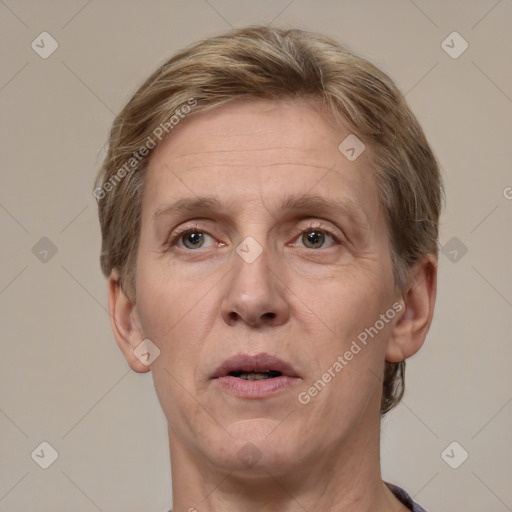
[226,311,276,325]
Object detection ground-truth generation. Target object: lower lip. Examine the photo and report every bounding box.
[212,375,300,398]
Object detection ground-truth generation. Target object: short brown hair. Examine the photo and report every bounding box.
[95,26,442,414]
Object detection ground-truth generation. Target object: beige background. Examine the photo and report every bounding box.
[1,1,511,511]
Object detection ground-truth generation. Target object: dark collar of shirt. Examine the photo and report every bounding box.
[385,482,428,511]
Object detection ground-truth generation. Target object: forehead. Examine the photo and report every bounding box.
[143,98,380,222]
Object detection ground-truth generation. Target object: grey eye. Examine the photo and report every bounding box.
[301,230,326,249]
[182,231,205,249]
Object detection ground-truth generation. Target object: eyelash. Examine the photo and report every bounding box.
[165,222,344,250]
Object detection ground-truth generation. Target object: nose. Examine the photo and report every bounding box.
[221,245,290,328]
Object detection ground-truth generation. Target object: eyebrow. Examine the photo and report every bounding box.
[152,194,370,228]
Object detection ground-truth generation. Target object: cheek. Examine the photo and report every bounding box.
[292,262,389,336]
[293,267,395,391]
[134,253,231,393]
[135,251,209,334]
[297,318,394,434]
[135,269,216,430]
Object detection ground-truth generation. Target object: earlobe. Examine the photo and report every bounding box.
[108,270,150,373]
[386,255,437,363]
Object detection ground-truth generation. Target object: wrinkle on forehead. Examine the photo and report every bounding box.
[144,97,381,230]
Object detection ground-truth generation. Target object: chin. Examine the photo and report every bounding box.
[206,421,302,475]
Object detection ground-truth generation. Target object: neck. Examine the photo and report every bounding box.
[167,398,407,512]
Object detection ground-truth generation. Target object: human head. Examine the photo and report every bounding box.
[95,26,441,415]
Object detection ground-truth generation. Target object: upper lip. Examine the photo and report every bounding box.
[210,352,300,379]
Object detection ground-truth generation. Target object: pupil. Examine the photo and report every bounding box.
[303,230,324,248]
[184,232,204,248]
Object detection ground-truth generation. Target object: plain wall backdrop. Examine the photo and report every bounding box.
[1,1,511,511]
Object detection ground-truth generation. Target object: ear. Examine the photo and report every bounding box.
[108,270,150,373]
[386,254,437,362]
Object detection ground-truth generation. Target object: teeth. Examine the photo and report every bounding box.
[229,370,282,380]
[241,372,270,380]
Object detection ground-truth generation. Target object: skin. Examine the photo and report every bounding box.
[109,98,437,512]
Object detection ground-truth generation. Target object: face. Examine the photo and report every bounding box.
[131,98,401,475]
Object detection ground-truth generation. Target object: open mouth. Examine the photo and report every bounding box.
[211,353,299,380]
[228,370,283,380]
[211,353,300,398]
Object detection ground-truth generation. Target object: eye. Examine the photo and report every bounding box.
[170,229,216,250]
[292,227,340,249]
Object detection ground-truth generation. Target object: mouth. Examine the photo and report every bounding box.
[210,352,299,379]
[210,353,301,399]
